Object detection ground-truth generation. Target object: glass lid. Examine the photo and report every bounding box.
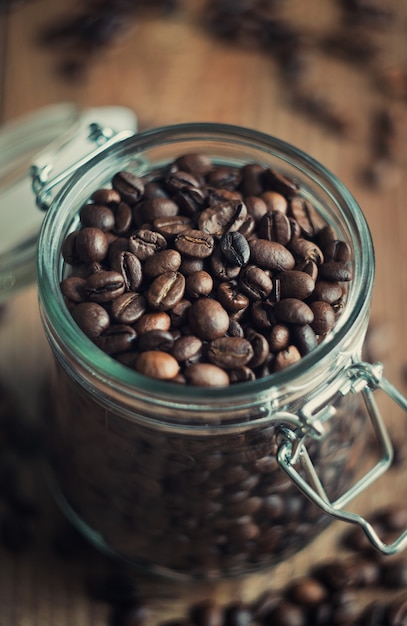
[0,103,137,303]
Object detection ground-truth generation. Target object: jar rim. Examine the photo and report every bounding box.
[37,122,374,407]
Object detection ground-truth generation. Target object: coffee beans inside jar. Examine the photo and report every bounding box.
[60,153,353,387]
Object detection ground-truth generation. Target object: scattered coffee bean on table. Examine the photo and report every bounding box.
[60,153,352,387]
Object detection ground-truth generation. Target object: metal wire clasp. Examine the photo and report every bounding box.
[30,123,134,211]
[276,360,407,556]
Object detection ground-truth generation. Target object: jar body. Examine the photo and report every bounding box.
[38,124,374,579]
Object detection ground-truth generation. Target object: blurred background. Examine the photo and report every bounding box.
[0,1,407,624]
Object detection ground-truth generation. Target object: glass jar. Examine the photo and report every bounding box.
[36,123,407,580]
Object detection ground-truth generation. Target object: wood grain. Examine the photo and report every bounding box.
[1,1,407,624]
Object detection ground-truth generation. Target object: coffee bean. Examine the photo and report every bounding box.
[80,203,115,231]
[198,200,247,236]
[136,350,180,380]
[288,197,321,238]
[137,330,174,352]
[210,247,241,281]
[188,298,230,341]
[312,280,343,304]
[319,260,353,282]
[249,239,295,271]
[94,324,137,354]
[274,298,314,325]
[309,301,336,335]
[290,238,324,265]
[144,249,182,279]
[274,345,302,371]
[268,324,291,353]
[153,215,193,240]
[60,276,86,303]
[217,282,249,314]
[185,271,213,298]
[262,168,300,198]
[114,202,133,235]
[258,211,292,244]
[239,265,273,300]
[134,312,171,334]
[76,227,109,264]
[245,196,268,222]
[171,335,203,363]
[84,270,125,303]
[207,337,254,369]
[286,577,327,606]
[220,232,250,266]
[279,270,315,300]
[112,171,144,204]
[71,301,110,338]
[146,271,186,311]
[290,324,318,355]
[110,250,143,291]
[137,197,179,224]
[184,363,230,386]
[91,188,121,206]
[129,229,167,261]
[175,153,213,176]
[175,229,215,258]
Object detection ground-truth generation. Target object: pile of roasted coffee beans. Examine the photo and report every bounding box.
[60,153,352,386]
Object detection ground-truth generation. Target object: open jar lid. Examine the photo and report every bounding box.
[0,103,137,303]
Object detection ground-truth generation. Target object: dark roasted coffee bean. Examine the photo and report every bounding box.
[227,318,245,337]
[84,270,125,303]
[111,293,146,324]
[210,246,241,281]
[279,270,314,300]
[146,271,185,311]
[262,168,300,197]
[76,227,109,264]
[250,301,276,330]
[171,335,202,363]
[114,202,132,235]
[94,324,136,354]
[184,363,229,387]
[290,324,318,355]
[274,345,302,371]
[175,229,215,258]
[207,165,241,191]
[62,231,80,265]
[112,171,144,204]
[175,153,213,176]
[228,366,256,383]
[239,265,273,300]
[137,330,174,352]
[268,323,291,353]
[274,298,314,325]
[295,259,319,282]
[309,301,336,335]
[319,260,353,281]
[188,298,230,341]
[288,197,321,238]
[136,350,179,380]
[249,239,295,271]
[217,282,249,313]
[129,229,167,261]
[153,215,193,240]
[137,197,179,224]
[60,276,86,303]
[169,299,192,328]
[134,312,171,334]
[143,249,182,279]
[185,271,213,298]
[110,250,143,291]
[323,239,352,263]
[165,170,202,193]
[80,203,115,231]
[198,200,247,236]
[290,238,324,265]
[286,577,327,606]
[220,232,250,266]
[239,163,265,197]
[312,280,343,304]
[207,337,254,369]
[71,301,110,338]
[91,188,121,206]
[258,211,292,245]
[245,328,269,368]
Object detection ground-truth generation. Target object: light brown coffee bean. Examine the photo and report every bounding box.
[184,363,230,387]
[136,350,180,380]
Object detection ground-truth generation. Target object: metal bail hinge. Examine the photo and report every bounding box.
[30,124,134,211]
[276,360,407,556]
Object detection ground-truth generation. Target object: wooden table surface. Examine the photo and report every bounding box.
[1,1,407,624]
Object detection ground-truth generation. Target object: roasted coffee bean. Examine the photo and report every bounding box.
[228,366,256,383]
[210,247,241,281]
[94,324,137,354]
[137,197,179,224]
[198,200,247,236]
[274,345,302,371]
[129,229,167,261]
[137,330,174,352]
[288,197,320,238]
[249,239,295,271]
[290,238,324,265]
[185,271,213,298]
[261,191,288,214]
[290,324,318,355]
[217,282,249,313]
[312,280,343,304]
[319,260,353,282]
[245,328,269,368]
[268,323,291,353]
[309,301,336,335]
[153,215,193,240]
[80,203,115,231]
[250,301,276,330]
[184,363,229,386]
[175,153,213,176]
[114,202,133,235]
[245,196,268,222]
[207,337,254,369]
[110,250,143,291]
[146,271,186,311]
[220,232,250,266]
[91,188,121,206]
[295,259,318,282]
[323,239,352,263]
[75,227,109,264]
[112,171,144,204]
[60,276,86,303]
[84,270,125,303]
[134,312,171,334]
[62,231,80,265]
[175,229,215,258]
[136,350,179,380]
[143,249,182,279]
[239,265,273,300]
[188,298,230,341]
[171,335,202,363]
[262,168,300,198]
[169,299,192,328]
[274,298,314,325]
[111,293,146,324]
[258,211,292,245]
[71,301,110,338]
[165,170,202,193]
[279,270,315,300]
